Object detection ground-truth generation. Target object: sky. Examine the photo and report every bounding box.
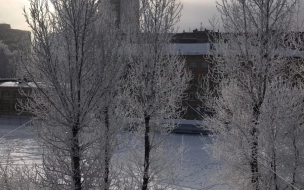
[179,0,218,32]
[0,0,218,32]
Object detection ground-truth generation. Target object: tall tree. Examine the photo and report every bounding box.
[121,0,190,189]
[22,0,126,189]
[202,0,303,189]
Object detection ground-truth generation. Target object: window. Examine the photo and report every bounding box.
[189,62,197,70]
[14,92,21,98]
[2,91,10,99]
[201,60,209,70]
[1,103,10,111]
[189,91,196,101]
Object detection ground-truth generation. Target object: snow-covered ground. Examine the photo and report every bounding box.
[0,121,228,190]
[0,122,41,165]
[164,135,226,190]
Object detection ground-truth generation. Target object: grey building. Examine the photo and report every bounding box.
[0,24,31,78]
[111,0,139,28]
[0,24,31,52]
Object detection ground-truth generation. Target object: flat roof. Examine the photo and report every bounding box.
[0,81,36,88]
[170,43,210,55]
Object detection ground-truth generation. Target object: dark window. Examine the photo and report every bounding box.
[201,60,209,70]
[14,92,21,98]
[189,62,197,70]
[1,103,10,111]
[2,91,10,99]
[189,91,196,101]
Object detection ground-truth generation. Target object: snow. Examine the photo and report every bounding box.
[0,123,41,165]
[162,134,222,189]
[0,81,37,88]
[0,119,228,190]
[127,42,303,57]
[125,43,210,56]
[212,42,304,57]
[169,43,210,55]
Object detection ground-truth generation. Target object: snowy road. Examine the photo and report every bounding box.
[0,122,228,190]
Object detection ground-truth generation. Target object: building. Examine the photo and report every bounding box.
[0,24,31,78]
[110,0,139,29]
[0,24,31,52]
[0,79,35,116]
[173,29,215,43]
[171,43,211,120]
[172,29,217,120]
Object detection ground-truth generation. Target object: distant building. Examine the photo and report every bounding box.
[0,79,35,116]
[173,29,219,43]
[0,24,31,52]
[0,24,31,78]
[171,42,212,120]
[111,0,139,29]
[171,30,218,120]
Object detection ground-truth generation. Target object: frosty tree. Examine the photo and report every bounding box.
[22,0,126,189]
[202,0,304,189]
[120,0,190,189]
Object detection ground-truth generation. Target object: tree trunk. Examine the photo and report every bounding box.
[104,106,110,190]
[142,112,150,190]
[291,125,299,190]
[72,80,82,190]
[251,104,260,190]
[271,148,278,190]
[72,117,81,190]
[250,125,259,190]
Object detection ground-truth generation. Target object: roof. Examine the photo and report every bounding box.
[0,81,36,88]
[170,43,210,55]
[212,43,304,57]
[124,43,211,56]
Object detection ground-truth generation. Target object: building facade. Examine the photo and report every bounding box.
[172,30,217,119]
[0,24,31,78]
[110,0,139,29]
[0,29,215,119]
[0,24,31,52]
[0,79,34,116]
[172,42,212,120]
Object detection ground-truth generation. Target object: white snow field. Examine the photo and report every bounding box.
[0,118,41,165]
[0,119,228,190]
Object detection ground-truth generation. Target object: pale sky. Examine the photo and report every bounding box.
[179,0,218,32]
[0,0,218,32]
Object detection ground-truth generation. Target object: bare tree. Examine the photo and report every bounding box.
[260,82,304,190]
[121,0,190,189]
[22,0,126,189]
[201,0,304,189]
